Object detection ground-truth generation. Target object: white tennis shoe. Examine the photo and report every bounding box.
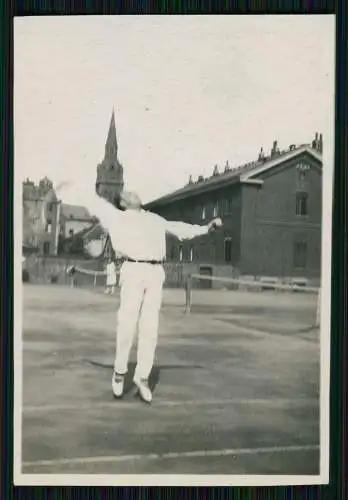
[133,376,152,404]
[112,372,125,398]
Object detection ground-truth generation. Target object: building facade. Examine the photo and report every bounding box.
[22,176,60,255]
[59,204,94,239]
[145,134,323,285]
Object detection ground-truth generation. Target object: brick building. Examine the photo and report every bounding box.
[145,134,323,286]
[22,176,60,255]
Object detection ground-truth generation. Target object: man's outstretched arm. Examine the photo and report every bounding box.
[53,180,124,232]
[164,217,222,240]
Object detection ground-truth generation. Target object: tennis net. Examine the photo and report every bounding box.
[184,274,320,332]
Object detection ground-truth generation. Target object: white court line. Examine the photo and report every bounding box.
[23,397,319,413]
[22,444,320,468]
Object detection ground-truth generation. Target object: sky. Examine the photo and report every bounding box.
[14,15,335,203]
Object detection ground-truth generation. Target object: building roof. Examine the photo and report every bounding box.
[61,203,92,220]
[78,222,105,240]
[145,143,322,208]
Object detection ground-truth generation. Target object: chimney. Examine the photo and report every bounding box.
[258,147,265,161]
[213,164,219,176]
[224,160,230,172]
[198,175,204,182]
[312,132,320,150]
[271,140,279,158]
[289,144,296,151]
[318,133,323,153]
[188,175,193,184]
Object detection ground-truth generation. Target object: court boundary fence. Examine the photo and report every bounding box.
[184,273,321,328]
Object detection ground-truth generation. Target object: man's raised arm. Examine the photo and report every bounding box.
[164,217,222,240]
[54,179,123,232]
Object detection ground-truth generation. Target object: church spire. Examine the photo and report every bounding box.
[105,109,117,159]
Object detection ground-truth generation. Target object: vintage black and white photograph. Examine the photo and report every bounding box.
[14,15,335,485]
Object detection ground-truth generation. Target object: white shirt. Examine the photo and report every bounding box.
[71,186,209,261]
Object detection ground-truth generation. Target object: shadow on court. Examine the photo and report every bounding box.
[21,285,320,476]
[79,359,205,396]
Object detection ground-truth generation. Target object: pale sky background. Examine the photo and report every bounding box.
[14,15,335,203]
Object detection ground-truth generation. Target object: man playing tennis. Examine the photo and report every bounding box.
[53,175,222,404]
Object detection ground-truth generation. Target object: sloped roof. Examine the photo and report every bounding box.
[145,144,322,208]
[78,222,105,240]
[61,203,92,220]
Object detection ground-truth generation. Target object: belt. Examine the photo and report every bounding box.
[123,258,165,265]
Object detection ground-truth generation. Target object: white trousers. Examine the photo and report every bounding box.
[114,262,165,380]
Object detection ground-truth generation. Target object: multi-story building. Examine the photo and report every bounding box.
[22,176,60,255]
[145,133,323,285]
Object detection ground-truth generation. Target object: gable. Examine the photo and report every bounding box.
[240,147,322,183]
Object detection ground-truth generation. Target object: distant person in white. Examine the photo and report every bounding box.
[54,179,222,403]
[105,257,117,295]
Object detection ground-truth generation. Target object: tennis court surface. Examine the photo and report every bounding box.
[21,284,320,475]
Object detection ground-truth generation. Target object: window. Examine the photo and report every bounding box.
[223,199,233,215]
[293,242,307,269]
[189,246,194,262]
[296,192,308,216]
[201,205,206,220]
[69,229,74,237]
[47,203,53,211]
[170,246,177,261]
[224,238,232,262]
[179,245,183,262]
[213,202,218,217]
[43,242,50,255]
[46,223,52,233]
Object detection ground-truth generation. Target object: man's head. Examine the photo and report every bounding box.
[118,190,142,211]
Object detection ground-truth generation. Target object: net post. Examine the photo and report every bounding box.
[185,274,192,313]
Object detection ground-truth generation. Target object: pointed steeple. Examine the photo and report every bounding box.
[96,108,124,206]
[105,109,118,159]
